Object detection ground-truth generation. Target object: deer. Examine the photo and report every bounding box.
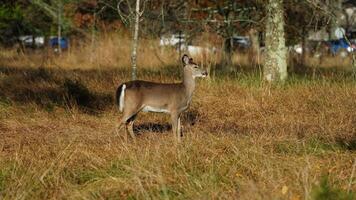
[115,54,208,142]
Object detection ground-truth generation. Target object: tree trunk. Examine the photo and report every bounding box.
[297,26,307,73]
[91,7,97,63]
[223,10,234,71]
[263,0,287,82]
[328,0,343,41]
[248,28,260,68]
[131,0,140,80]
[57,0,62,54]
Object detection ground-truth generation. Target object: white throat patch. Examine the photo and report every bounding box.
[193,74,207,78]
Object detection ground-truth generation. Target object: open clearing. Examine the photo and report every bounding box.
[0,65,355,199]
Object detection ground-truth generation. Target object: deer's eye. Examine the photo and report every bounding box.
[194,66,198,69]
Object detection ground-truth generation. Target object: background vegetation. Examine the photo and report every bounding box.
[0,0,355,199]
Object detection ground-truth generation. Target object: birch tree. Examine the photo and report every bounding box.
[57,0,62,53]
[31,0,63,52]
[328,0,343,41]
[116,0,145,80]
[264,0,287,82]
[131,0,141,80]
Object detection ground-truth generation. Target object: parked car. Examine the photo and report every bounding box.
[292,39,355,58]
[179,44,217,56]
[159,34,186,47]
[18,35,45,48]
[328,38,351,55]
[224,36,251,52]
[49,37,69,51]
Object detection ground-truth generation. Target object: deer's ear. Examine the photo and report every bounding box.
[182,54,190,65]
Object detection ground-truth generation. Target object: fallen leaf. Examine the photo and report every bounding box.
[282,185,288,195]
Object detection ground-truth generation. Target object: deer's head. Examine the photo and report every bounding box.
[182,54,208,79]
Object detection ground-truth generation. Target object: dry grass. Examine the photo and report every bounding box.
[306,55,354,70]
[0,65,355,200]
[0,35,355,199]
[1,32,355,72]
[0,34,179,70]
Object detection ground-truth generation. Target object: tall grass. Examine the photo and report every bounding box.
[1,33,353,72]
[1,34,179,69]
[0,34,355,199]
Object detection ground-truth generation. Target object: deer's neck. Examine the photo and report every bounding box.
[182,71,196,100]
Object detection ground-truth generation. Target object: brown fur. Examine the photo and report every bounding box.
[116,55,207,142]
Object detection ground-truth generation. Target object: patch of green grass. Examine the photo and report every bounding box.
[107,159,132,178]
[75,170,103,185]
[311,176,354,200]
[0,97,12,120]
[0,162,27,194]
[0,169,8,192]
[64,168,104,185]
[0,96,11,107]
[274,138,348,155]
[64,159,133,186]
[158,186,181,199]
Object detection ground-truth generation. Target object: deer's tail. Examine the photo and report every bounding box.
[116,84,126,112]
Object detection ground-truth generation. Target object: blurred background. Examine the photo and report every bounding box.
[1,1,356,199]
[0,0,355,75]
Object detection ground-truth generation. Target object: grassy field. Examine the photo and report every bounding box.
[0,46,356,199]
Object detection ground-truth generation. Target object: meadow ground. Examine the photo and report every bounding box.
[0,45,355,199]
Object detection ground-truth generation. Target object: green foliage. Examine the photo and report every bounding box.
[21,3,52,36]
[0,5,23,28]
[0,4,26,45]
[0,2,52,46]
[284,0,328,46]
[311,176,354,200]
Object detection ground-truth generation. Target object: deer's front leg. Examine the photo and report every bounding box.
[170,113,180,142]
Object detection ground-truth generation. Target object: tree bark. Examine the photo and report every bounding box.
[263,0,287,82]
[248,28,260,68]
[328,0,343,40]
[131,0,140,80]
[298,26,307,73]
[57,0,62,54]
[223,10,234,71]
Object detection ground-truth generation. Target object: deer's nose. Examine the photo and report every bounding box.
[203,71,208,76]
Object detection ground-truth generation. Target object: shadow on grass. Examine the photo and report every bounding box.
[0,64,354,114]
[335,137,356,151]
[134,123,172,133]
[132,110,200,134]
[0,66,118,114]
[273,137,356,155]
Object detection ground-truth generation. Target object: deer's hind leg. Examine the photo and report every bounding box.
[125,114,137,140]
[119,104,141,141]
